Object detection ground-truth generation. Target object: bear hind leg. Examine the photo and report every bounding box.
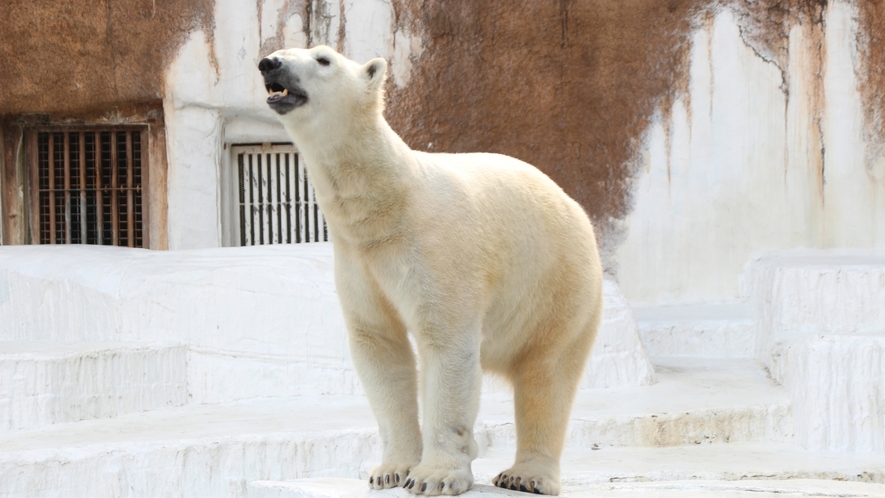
[493,328,595,496]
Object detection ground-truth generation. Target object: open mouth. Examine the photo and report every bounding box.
[264,81,307,114]
[266,82,290,103]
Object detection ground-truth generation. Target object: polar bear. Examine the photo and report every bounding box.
[259,46,603,496]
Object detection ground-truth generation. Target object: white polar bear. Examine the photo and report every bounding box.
[259,46,603,496]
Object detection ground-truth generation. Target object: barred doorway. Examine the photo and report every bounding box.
[28,127,147,247]
[224,144,328,246]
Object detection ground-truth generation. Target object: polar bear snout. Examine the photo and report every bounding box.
[259,58,308,115]
[258,57,282,72]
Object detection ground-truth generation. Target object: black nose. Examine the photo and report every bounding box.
[259,57,281,72]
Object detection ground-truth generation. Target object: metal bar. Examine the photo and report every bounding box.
[249,153,258,245]
[110,130,119,246]
[304,166,312,242]
[238,153,247,246]
[63,132,71,244]
[126,131,134,247]
[289,156,301,244]
[79,132,87,244]
[96,132,103,245]
[282,152,292,243]
[139,128,149,249]
[267,153,277,244]
[48,133,56,244]
[296,155,304,243]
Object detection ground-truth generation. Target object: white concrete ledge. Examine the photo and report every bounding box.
[773,335,885,453]
[633,304,754,358]
[0,342,187,431]
[742,249,885,453]
[742,248,885,360]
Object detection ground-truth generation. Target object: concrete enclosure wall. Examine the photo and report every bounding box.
[2,0,884,304]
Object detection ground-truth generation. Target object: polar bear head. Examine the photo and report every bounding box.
[258,45,387,131]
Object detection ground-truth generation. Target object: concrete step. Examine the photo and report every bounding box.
[251,476,885,498]
[0,358,793,496]
[0,245,655,394]
[633,304,754,358]
[0,342,187,432]
[741,249,885,452]
[743,248,885,356]
[481,358,790,448]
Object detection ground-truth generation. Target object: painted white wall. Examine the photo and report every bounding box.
[617,2,885,305]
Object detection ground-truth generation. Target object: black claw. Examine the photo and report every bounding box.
[386,475,390,484]
[439,482,445,490]
[395,474,400,484]
[370,477,374,485]
[408,480,415,489]
[421,483,427,492]
[533,488,543,495]
[520,484,529,492]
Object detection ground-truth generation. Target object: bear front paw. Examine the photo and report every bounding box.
[368,462,416,490]
[402,464,474,496]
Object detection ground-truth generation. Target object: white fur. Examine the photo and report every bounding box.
[261,45,603,496]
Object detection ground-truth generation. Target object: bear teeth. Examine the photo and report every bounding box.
[268,88,288,97]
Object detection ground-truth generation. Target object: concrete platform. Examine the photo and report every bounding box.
[249,478,885,498]
[0,359,796,496]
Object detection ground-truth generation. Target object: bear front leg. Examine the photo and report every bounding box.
[337,258,422,490]
[348,323,423,489]
[403,329,481,496]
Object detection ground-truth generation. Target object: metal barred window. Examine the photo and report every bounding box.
[233,144,328,245]
[30,127,146,247]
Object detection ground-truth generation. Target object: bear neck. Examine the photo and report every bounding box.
[283,113,415,245]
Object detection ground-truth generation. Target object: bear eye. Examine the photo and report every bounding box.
[316,57,331,66]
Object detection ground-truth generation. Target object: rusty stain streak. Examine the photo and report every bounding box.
[338,1,347,53]
[857,0,885,148]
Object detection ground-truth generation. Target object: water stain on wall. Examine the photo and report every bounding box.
[0,0,216,116]
[384,0,709,256]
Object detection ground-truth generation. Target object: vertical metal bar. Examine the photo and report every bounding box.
[254,152,266,244]
[63,132,71,243]
[79,132,87,244]
[96,132,103,245]
[138,128,149,249]
[282,152,291,243]
[273,152,283,244]
[267,152,277,244]
[48,133,56,244]
[126,131,134,247]
[291,152,299,243]
[297,156,305,243]
[238,152,246,246]
[249,152,258,245]
[110,130,119,246]
[304,167,312,242]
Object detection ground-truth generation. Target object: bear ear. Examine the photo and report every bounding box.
[361,58,388,90]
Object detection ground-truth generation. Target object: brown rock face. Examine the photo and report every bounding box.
[384,0,709,255]
[0,0,215,116]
